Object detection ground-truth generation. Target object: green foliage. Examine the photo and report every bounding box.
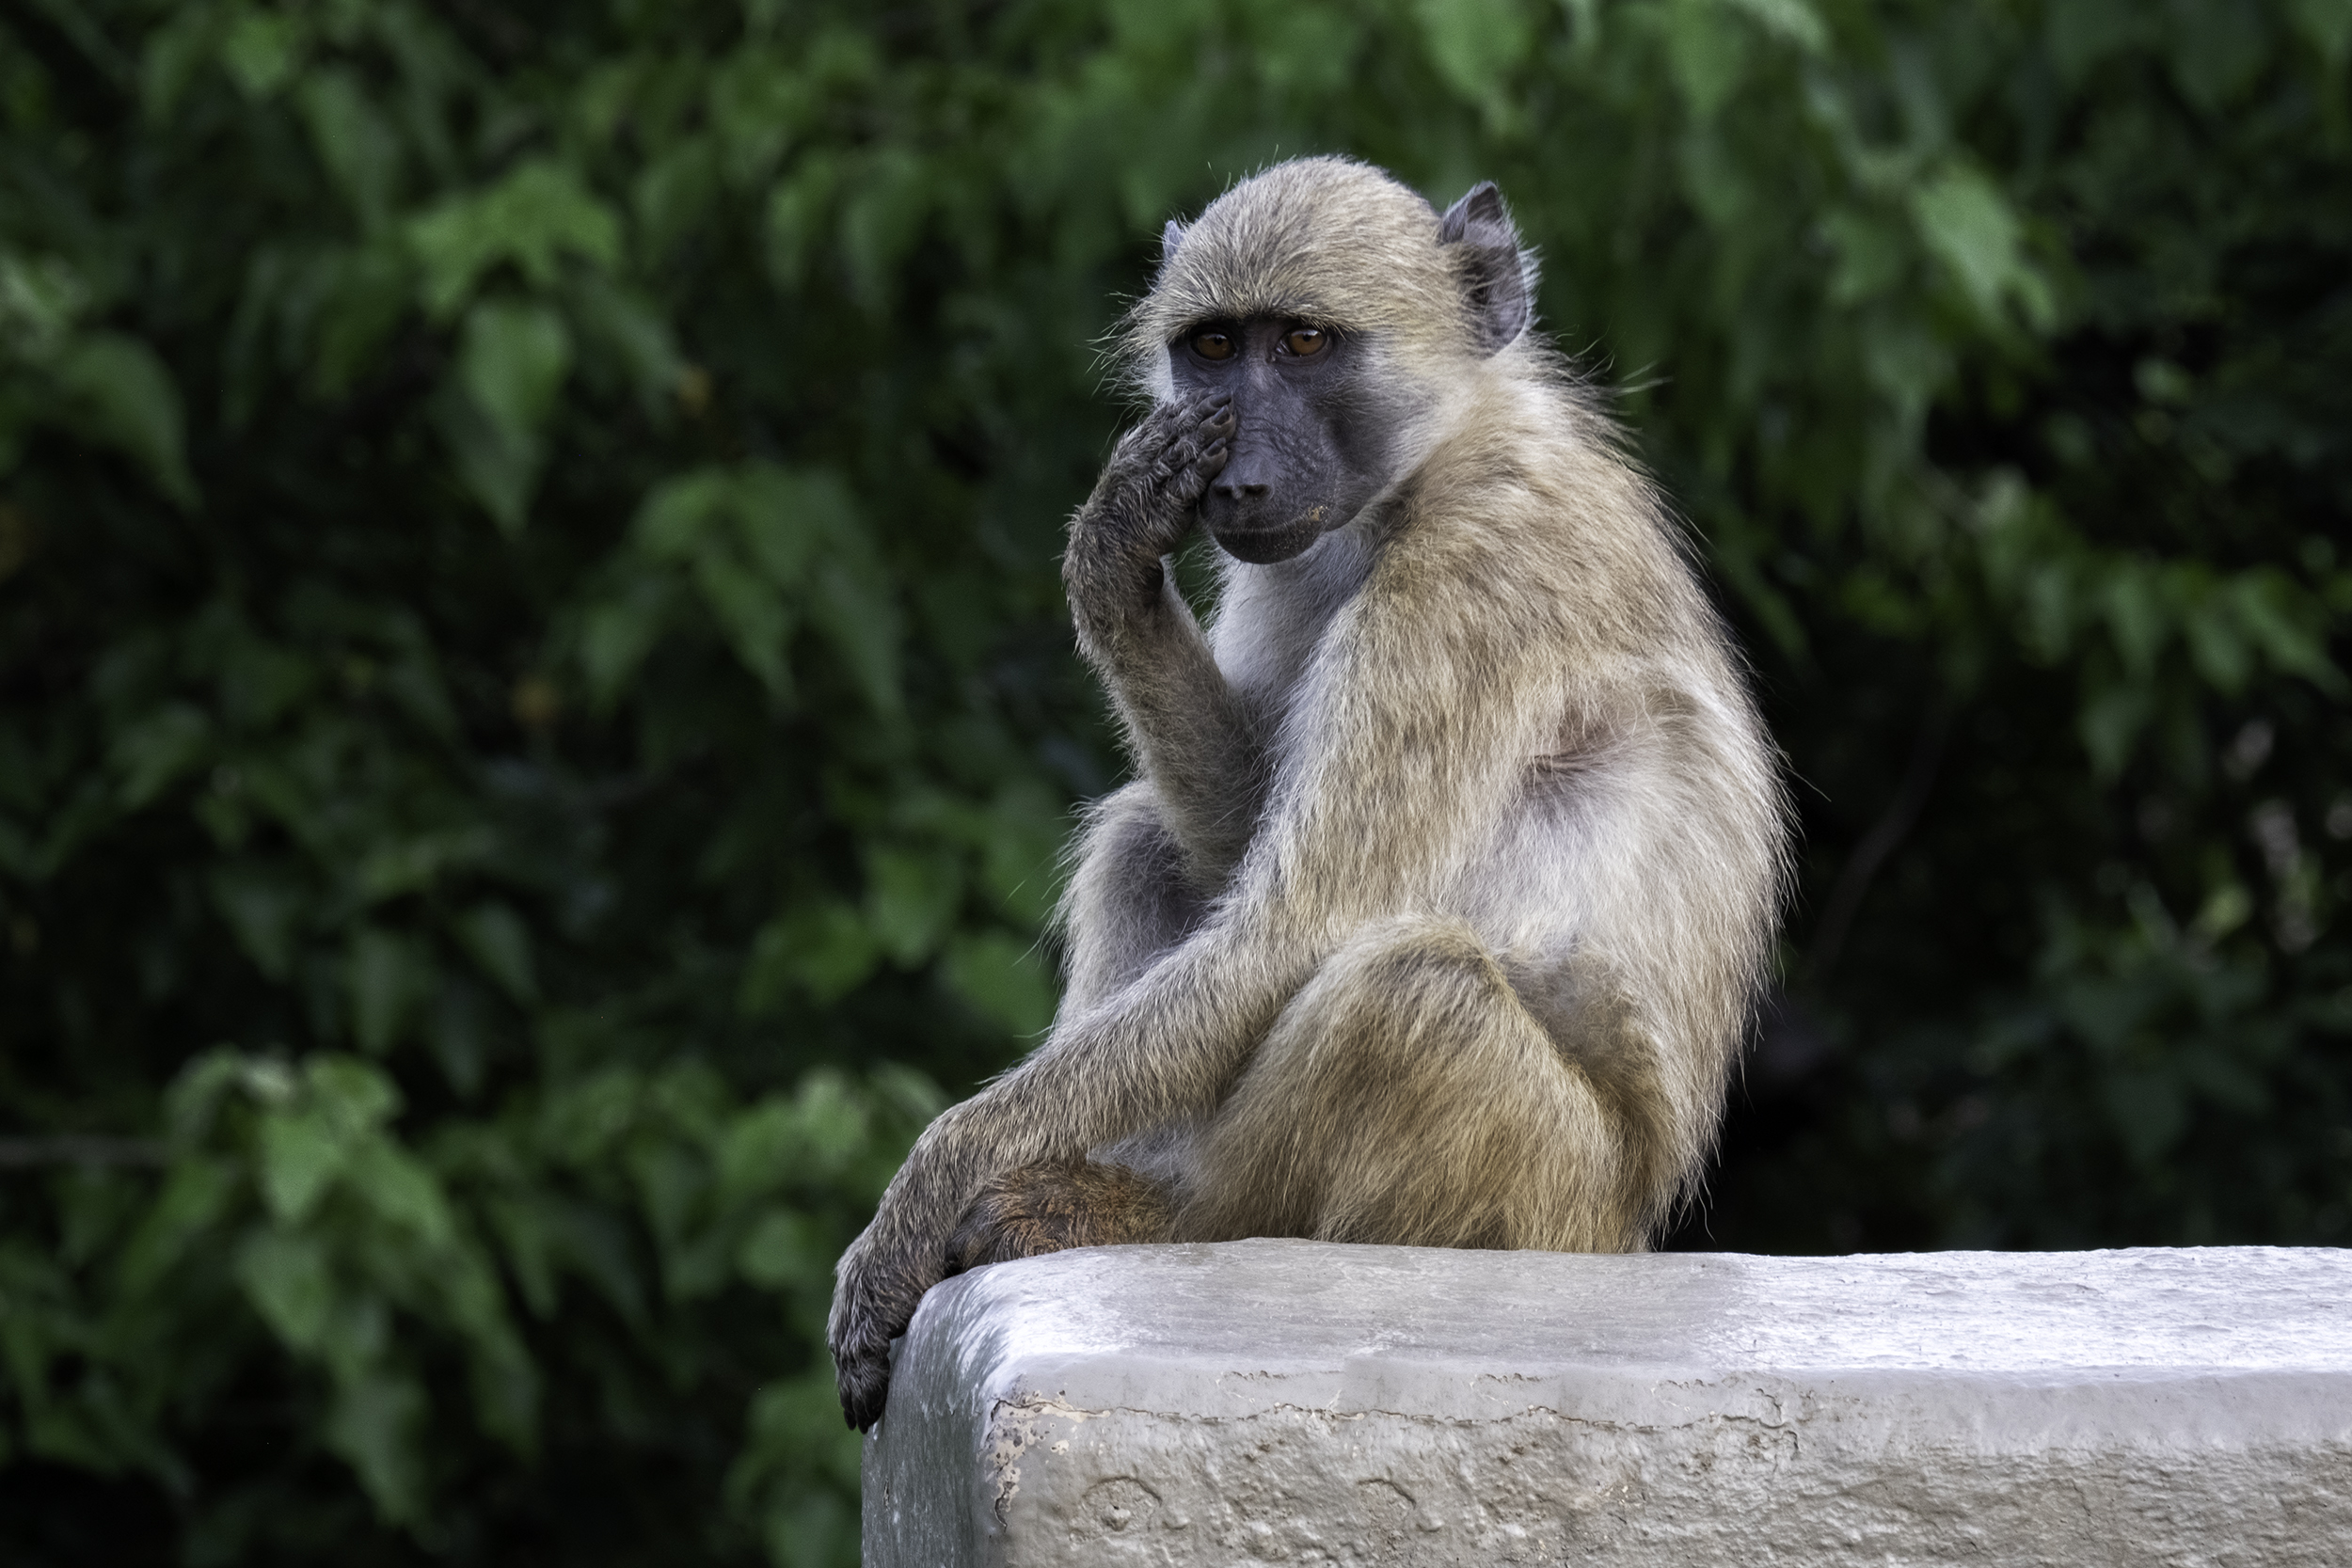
[0,0,2345,1560]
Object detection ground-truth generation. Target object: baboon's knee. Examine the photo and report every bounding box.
[1185,919,1673,1253]
[1303,917,1520,1066]
[942,1159,1174,1275]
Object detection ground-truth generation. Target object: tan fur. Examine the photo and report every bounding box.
[1129,158,1507,391]
[944,1160,1174,1273]
[830,157,1789,1429]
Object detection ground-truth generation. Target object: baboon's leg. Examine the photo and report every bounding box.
[1179,916,1675,1253]
[943,1159,1176,1274]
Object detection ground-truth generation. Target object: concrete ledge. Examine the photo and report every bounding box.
[863,1242,2352,1566]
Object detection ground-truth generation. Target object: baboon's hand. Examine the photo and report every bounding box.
[829,1104,992,1431]
[1066,393,1232,627]
[828,1219,941,1432]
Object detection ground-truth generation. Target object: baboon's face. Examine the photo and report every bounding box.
[1170,318,1404,565]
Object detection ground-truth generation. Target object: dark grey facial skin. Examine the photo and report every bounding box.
[1156,183,1530,570]
[1168,320,1411,565]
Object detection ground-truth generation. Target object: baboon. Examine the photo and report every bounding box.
[830,157,1788,1431]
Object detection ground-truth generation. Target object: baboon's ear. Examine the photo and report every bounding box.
[1160,219,1187,272]
[1438,182,1530,355]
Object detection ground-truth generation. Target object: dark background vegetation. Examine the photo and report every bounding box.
[2,0,2347,1561]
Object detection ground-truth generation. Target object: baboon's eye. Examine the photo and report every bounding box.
[1282,326,1327,356]
[1188,328,1234,361]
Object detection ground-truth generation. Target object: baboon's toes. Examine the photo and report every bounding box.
[943,1159,1174,1274]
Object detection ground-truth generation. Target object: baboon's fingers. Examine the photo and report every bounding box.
[942,1197,1014,1274]
[829,1288,901,1430]
[1132,395,1223,476]
[834,1334,891,1430]
[1147,433,1200,488]
[1135,397,1199,453]
[1165,403,1234,508]
[943,1175,1057,1272]
[943,1159,1177,1275]
[1178,390,1229,426]
[829,1228,947,1429]
[1167,437,1229,509]
[1108,420,1157,465]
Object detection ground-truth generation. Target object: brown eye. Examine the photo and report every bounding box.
[1189,328,1234,361]
[1282,326,1327,356]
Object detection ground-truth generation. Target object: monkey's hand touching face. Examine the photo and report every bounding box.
[1062,392,1232,645]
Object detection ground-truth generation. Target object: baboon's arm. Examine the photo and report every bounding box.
[831,536,1564,1423]
[1063,394,1265,885]
[1073,571,1264,885]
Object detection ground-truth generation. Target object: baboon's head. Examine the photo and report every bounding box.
[1127,157,1533,564]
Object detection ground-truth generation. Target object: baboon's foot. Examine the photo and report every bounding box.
[944,1159,1174,1275]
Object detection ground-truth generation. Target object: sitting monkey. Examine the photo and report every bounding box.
[829,157,1788,1430]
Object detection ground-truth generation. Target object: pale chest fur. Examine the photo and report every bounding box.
[1202,525,1377,722]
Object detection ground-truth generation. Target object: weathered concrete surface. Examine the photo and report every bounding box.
[862,1243,2352,1567]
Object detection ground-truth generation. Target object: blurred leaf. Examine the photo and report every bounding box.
[1821,209,1906,306]
[441,299,572,534]
[348,926,429,1055]
[1665,0,1752,119]
[1909,166,2050,327]
[408,160,624,320]
[219,9,304,100]
[569,276,683,410]
[740,902,877,1013]
[977,781,1070,927]
[257,1112,345,1223]
[1414,0,1534,110]
[300,70,403,231]
[237,1228,334,1352]
[110,702,210,807]
[2293,0,2352,66]
[579,576,675,708]
[862,846,961,968]
[941,929,1057,1037]
[735,1208,824,1290]
[695,548,795,697]
[459,300,572,442]
[636,467,736,560]
[1726,0,1828,53]
[326,1371,428,1525]
[787,1071,872,1179]
[347,1140,455,1245]
[453,902,538,1004]
[54,333,198,507]
[809,557,901,717]
[736,466,833,586]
